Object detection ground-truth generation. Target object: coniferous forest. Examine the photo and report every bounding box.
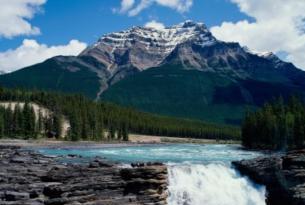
[0,87,240,141]
[242,96,305,150]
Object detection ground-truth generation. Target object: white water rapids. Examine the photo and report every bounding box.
[167,164,266,205]
[37,144,267,205]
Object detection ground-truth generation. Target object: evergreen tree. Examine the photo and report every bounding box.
[0,108,4,137]
[0,87,241,141]
[109,124,116,140]
[22,102,36,139]
[69,111,82,141]
[122,123,129,141]
[53,113,63,139]
[37,109,44,137]
[4,105,13,137]
[242,96,305,150]
[13,104,23,137]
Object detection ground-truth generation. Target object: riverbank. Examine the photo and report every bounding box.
[0,145,168,205]
[0,134,240,148]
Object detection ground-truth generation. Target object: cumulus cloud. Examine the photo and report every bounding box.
[145,20,165,30]
[210,0,305,70]
[0,0,46,38]
[117,0,193,16]
[0,39,87,73]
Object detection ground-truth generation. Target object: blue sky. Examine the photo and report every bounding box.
[0,0,304,72]
[0,0,251,51]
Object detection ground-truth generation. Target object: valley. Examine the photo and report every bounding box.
[0,18,304,205]
[1,21,305,124]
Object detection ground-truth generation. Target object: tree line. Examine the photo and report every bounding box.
[0,102,62,139]
[242,96,305,150]
[0,87,240,141]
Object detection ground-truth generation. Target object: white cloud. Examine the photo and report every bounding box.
[118,0,193,16]
[0,0,46,38]
[210,0,305,70]
[0,39,87,73]
[145,20,165,30]
[119,0,135,13]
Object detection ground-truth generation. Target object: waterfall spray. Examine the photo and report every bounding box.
[167,163,266,205]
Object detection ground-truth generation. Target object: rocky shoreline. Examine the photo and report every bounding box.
[0,145,168,205]
[233,150,305,205]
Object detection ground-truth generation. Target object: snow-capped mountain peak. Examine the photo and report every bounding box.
[80,21,217,71]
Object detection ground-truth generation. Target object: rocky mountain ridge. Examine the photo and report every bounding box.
[80,20,217,71]
[1,21,305,124]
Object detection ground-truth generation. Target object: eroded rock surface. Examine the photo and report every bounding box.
[233,150,305,205]
[0,145,167,205]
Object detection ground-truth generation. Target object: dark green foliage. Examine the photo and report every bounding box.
[122,122,129,141]
[242,96,305,150]
[0,103,37,139]
[102,65,305,125]
[53,114,63,139]
[0,87,240,140]
[0,58,101,99]
[4,106,13,137]
[23,102,36,138]
[0,108,5,137]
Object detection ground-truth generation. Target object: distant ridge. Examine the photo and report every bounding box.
[1,20,305,124]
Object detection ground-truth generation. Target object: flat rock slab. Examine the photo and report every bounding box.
[0,145,168,205]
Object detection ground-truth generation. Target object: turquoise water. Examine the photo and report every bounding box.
[36,144,267,205]
[37,144,264,164]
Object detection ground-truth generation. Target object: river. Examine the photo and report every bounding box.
[37,144,266,205]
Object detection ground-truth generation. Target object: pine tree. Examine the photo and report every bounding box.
[37,109,44,137]
[13,103,23,137]
[4,105,13,137]
[53,113,63,139]
[109,125,116,140]
[22,102,36,139]
[69,110,82,141]
[122,123,129,141]
[242,96,305,150]
[0,108,5,138]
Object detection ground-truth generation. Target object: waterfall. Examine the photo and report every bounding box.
[167,163,266,205]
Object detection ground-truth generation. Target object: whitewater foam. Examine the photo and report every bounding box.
[167,163,266,205]
[37,144,267,205]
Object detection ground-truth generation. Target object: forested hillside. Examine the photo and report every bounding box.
[0,101,69,139]
[0,88,240,141]
[242,96,305,150]
[2,21,305,126]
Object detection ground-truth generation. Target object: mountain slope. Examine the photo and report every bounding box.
[101,63,305,124]
[0,20,305,124]
[0,56,102,99]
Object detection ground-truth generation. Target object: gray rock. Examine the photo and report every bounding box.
[233,150,305,205]
[0,145,168,205]
[4,191,30,201]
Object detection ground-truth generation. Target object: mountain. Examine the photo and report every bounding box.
[1,20,305,124]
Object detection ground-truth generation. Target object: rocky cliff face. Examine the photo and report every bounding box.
[80,20,217,71]
[0,145,168,205]
[233,150,305,205]
[77,20,219,97]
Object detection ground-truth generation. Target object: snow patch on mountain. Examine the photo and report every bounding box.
[80,20,218,71]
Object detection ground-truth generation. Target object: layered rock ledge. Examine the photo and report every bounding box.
[0,145,168,205]
[233,150,305,205]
